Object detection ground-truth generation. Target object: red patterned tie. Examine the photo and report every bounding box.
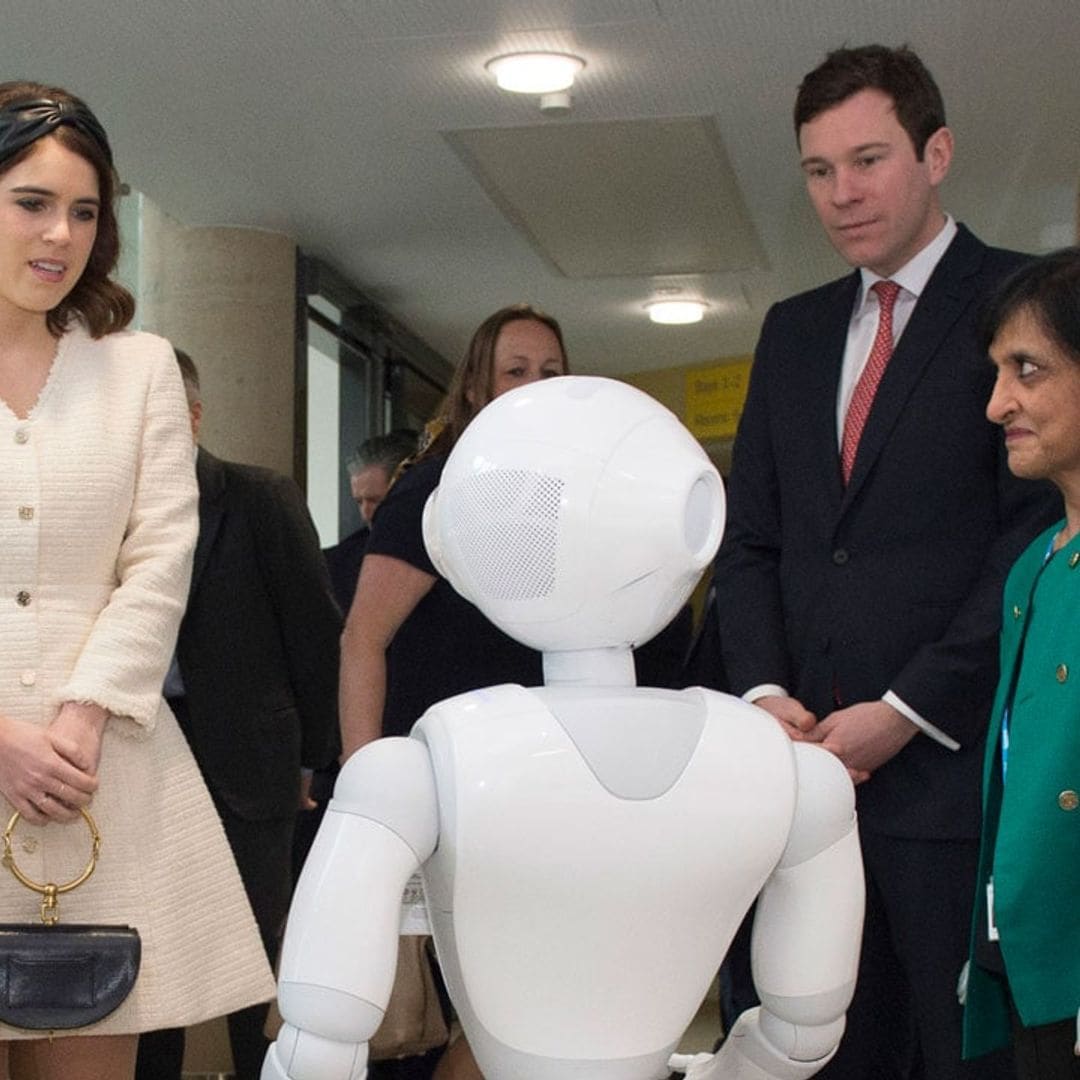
[840,279,901,484]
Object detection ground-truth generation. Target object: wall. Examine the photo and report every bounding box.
[622,354,753,476]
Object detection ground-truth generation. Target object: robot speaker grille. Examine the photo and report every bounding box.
[449,469,564,601]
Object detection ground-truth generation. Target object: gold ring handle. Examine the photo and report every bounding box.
[2,808,101,924]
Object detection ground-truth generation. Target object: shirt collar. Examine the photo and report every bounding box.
[857,214,957,309]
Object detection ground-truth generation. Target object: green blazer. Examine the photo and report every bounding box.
[964,521,1080,1058]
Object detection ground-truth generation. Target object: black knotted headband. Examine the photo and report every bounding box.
[0,97,113,168]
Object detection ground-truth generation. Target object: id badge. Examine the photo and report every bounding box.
[399,871,431,935]
[986,878,1000,942]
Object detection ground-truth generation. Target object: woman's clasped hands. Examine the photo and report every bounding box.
[0,702,104,824]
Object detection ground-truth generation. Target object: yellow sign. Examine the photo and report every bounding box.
[685,360,752,440]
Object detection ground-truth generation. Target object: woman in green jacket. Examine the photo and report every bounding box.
[964,247,1080,1079]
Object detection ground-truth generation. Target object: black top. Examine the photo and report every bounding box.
[366,455,543,737]
[634,603,694,690]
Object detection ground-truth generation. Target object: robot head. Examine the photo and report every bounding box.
[422,376,724,652]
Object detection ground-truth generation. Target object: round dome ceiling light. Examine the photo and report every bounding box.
[486,52,586,95]
[647,300,708,325]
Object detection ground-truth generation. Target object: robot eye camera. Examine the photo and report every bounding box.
[422,376,725,652]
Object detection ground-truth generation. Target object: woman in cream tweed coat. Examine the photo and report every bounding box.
[0,83,273,1078]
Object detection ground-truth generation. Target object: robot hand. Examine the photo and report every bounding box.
[262,1022,368,1080]
[668,1051,716,1076]
[666,1006,841,1080]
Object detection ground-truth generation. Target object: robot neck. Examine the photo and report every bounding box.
[542,647,636,687]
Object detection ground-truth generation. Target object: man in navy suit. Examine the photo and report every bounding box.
[714,45,1057,1079]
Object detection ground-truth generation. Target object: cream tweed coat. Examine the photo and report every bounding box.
[0,324,274,1037]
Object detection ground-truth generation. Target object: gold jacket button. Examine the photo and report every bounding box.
[1059,790,1079,811]
[1057,664,1069,683]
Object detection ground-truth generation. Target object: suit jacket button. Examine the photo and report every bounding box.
[832,548,849,566]
[1070,552,1080,569]
[15,590,30,607]
[1056,663,1069,683]
[1012,605,1022,620]
[1059,790,1079,811]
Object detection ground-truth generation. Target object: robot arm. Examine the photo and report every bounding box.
[263,737,439,1080]
[673,743,864,1080]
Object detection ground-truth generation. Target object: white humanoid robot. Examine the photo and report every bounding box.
[264,376,864,1080]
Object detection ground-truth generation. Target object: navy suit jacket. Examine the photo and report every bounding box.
[175,449,342,821]
[714,225,1059,839]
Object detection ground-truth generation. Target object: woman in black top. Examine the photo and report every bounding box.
[339,304,568,753]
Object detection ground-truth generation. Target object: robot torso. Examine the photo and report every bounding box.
[412,682,798,1079]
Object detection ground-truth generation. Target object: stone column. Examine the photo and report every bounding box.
[119,192,298,477]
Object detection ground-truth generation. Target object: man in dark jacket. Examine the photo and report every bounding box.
[713,45,1058,1079]
[137,349,342,1080]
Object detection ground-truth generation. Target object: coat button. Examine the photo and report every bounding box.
[17,505,33,521]
[19,671,35,687]
[1057,664,1069,683]
[1070,552,1080,569]
[832,548,849,565]
[15,590,30,607]
[1059,790,1079,811]
[1012,605,1022,620]
[14,428,29,444]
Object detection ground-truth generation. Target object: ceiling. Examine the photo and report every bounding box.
[4,0,1077,376]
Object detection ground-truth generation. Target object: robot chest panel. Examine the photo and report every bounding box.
[417,687,796,1057]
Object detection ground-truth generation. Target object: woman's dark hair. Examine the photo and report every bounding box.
[979,248,1080,364]
[0,80,134,337]
[794,45,946,160]
[418,304,568,461]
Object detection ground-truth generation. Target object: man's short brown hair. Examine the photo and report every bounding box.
[794,45,946,160]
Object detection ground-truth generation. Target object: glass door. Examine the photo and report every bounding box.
[297,255,452,546]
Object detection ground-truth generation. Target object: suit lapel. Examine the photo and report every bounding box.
[809,273,860,518]
[842,225,985,507]
[191,448,227,592]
